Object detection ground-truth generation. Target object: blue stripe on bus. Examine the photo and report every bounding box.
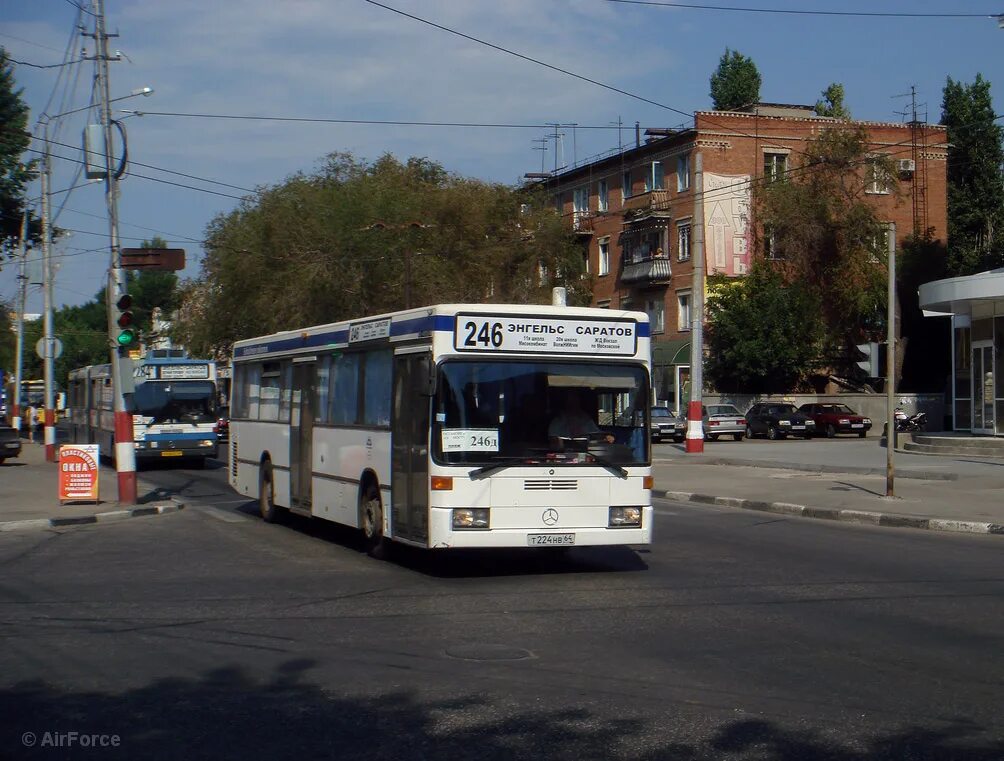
[235,314,648,356]
[143,432,217,441]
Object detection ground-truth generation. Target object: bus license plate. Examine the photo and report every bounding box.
[161,450,183,457]
[527,533,575,547]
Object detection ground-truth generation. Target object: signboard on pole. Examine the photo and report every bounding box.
[58,444,100,503]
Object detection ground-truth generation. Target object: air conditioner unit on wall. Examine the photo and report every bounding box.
[897,159,916,173]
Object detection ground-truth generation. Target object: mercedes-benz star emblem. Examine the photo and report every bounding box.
[542,509,559,526]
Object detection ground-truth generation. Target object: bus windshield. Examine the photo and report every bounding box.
[433,360,649,467]
[131,381,217,424]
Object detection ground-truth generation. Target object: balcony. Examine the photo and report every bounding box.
[572,211,594,235]
[621,254,671,284]
[623,189,671,217]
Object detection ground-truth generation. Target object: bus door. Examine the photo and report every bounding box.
[391,352,431,544]
[290,361,315,511]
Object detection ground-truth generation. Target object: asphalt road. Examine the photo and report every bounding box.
[0,461,1002,760]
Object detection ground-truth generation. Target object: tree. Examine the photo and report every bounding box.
[755,125,897,378]
[898,231,950,392]
[173,153,586,358]
[130,237,180,337]
[814,83,850,119]
[0,300,14,373]
[0,48,39,265]
[941,74,1004,275]
[705,264,824,393]
[709,48,761,111]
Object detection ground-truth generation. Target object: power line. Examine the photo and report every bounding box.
[0,33,65,54]
[7,56,86,69]
[362,0,695,120]
[130,110,622,131]
[601,0,997,19]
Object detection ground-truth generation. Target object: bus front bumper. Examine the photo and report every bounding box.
[134,441,218,460]
[427,505,653,549]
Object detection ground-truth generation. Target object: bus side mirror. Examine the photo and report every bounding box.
[420,355,437,397]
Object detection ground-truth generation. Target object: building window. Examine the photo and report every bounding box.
[598,179,608,212]
[573,186,588,214]
[677,220,691,261]
[598,238,610,276]
[763,152,788,182]
[677,290,692,331]
[646,298,665,334]
[866,159,891,194]
[677,153,690,192]
[622,170,632,200]
[870,223,893,262]
[764,228,782,260]
[644,161,665,193]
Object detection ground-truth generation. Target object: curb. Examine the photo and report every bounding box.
[0,497,186,533]
[657,456,958,481]
[656,489,1003,536]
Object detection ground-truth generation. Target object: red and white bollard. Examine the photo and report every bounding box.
[684,400,704,453]
[114,410,137,504]
[44,407,56,462]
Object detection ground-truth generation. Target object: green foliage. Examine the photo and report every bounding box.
[709,48,761,111]
[814,83,850,119]
[941,74,1004,275]
[755,124,894,372]
[175,153,586,357]
[0,48,39,263]
[705,264,824,393]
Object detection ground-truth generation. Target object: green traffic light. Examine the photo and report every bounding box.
[117,329,136,347]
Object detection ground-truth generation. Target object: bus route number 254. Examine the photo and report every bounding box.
[463,320,504,349]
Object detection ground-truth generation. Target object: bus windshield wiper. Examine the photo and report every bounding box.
[471,456,543,478]
[586,451,628,478]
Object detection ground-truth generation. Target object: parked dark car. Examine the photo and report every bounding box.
[0,425,22,464]
[798,403,872,438]
[650,406,680,442]
[745,403,816,440]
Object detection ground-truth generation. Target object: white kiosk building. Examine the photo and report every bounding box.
[919,269,1004,436]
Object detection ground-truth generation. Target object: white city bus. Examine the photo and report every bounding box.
[228,304,653,555]
[68,351,219,465]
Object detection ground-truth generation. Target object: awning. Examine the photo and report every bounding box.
[652,339,690,366]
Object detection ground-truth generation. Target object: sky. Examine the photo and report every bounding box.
[1,0,1001,315]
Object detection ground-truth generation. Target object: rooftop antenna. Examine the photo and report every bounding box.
[610,117,623,153]
[532,137,548,174]
[546,122,566,174]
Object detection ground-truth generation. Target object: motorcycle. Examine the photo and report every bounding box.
[884,408,927,436]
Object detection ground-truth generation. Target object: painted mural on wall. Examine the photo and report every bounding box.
[704,173,751,276]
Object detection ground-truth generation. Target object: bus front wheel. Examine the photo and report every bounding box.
[258,460,282,523]
[360,484,389,560]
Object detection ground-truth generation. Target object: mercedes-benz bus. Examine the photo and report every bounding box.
[228,304,653,555]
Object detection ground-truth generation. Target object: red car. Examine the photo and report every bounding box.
[797,403,872,438]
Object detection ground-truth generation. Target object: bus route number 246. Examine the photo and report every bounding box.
[463,320,503,349]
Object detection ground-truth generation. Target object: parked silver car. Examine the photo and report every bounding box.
[703,404,746,441]
[651,406,686,442]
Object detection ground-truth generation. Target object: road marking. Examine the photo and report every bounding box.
[203,507,249,523]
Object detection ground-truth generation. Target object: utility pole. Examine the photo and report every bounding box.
[93,0,137,503]
[686,152,705,453]
[886,223,897,497]
[40,123,56,461]
[12,210,28,435]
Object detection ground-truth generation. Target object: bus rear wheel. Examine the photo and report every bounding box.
[258,460,282,523]
[360,484,389,559]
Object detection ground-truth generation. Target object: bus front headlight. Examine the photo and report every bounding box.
[609,507,642,527]
[199,440,214,447]
[453,508,490,529]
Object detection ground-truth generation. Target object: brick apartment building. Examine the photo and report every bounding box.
[535,104,947,410]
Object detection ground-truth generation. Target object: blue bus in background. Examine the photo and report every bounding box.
[68,350,219,466]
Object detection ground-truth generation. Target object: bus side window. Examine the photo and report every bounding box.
[331,353,360,425]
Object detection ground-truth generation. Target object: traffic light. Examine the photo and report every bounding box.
[855,342,883,377]
[115,293,137,348]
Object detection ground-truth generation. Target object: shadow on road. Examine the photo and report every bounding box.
[1,660,1000,760]
[230,501,649,578]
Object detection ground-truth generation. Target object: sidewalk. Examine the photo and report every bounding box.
[652,458,1004,536]
[0,442,184,531]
